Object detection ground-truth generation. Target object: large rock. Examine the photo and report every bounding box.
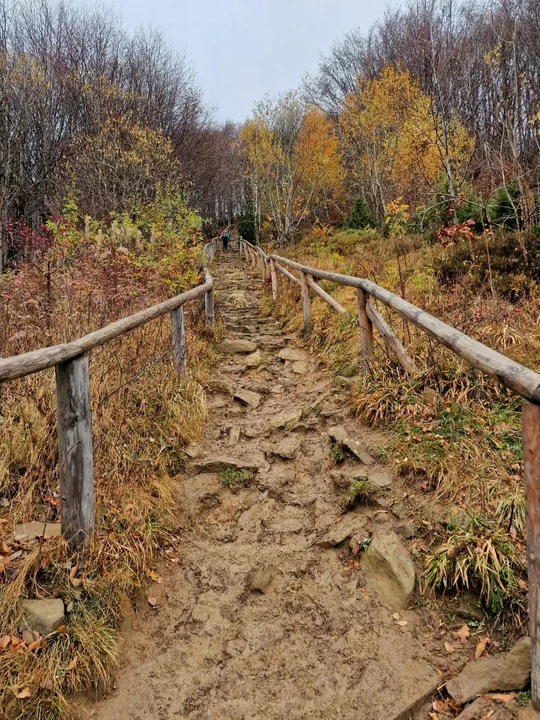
[234,388,262,408]
[328,425,374,465]
[21,599,65,635]
[222,339,257,354]
[446,636,531,703]
[362,531,416,609]
[278,348,306,362]
[270,408,303,430]
[14,522,61,541]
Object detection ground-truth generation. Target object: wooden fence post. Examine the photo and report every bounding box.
[55,353,94,552]
[357,288,374,361]
[300,271,311,331]
[270,258,278,302]
[523,400,540,709]
[170,305,186,374]
[205,276,215,328]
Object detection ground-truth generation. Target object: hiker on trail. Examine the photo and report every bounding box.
[221,230,230,252]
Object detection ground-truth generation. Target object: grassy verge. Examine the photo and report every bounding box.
[260,226,538,629]
[0,222,217,718]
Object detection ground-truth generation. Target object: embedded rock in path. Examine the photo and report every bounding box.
[278,347,306,362]
[190,455,262,474]
[248,564,278,594]
[228,427,241,446]
[15,522,61,541]
[207,377,235,396]
[328,425,375,465]
[292,361,308,375]
[446,636,531,703]
[243,350,263,368]
[368,467,393,489]
[264,436,302,460]
[362,530,416,609]
[234,388,262,409]
[222,339,257,354]
[270,408,303,430]
[455,697,513,720]
[185,443,202,459]
[21,599,65,635]
[317,512,367,548]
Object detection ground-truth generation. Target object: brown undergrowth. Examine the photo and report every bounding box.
[260,227,539,629]
[0,232,217,718]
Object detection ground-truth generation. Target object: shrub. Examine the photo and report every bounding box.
[434,227,540,299]
[344,196,375,230]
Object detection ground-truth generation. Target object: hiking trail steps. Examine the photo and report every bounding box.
[89,249,454,720]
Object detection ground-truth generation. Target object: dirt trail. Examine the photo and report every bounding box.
[90,246,447,720]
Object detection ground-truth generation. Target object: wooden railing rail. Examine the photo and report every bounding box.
[238,236,540,707]
[0,238,218,551]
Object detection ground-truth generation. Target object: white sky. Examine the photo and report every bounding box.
[99,0,387,122]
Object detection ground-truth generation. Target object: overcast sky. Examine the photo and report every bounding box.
[102,0,385,123]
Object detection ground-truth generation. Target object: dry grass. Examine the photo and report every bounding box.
[0,241,216,717]
[258,227,538,623]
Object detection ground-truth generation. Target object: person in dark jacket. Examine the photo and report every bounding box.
[222,230,230,252]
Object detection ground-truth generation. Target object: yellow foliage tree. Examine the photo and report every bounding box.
[240,94,344,241]
[340,66,474,223]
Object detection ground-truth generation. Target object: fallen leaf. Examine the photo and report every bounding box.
[0,635,11,650]
[66,657,77,671]
[69,563,79,579]
[454,625,470,644]
[475,636,489,659]
[27,638,43,652]
[55,625,67,635]
[147,595,158,607]
[15,687,32,699]
[445,642,455,654]
[432,700,445,711]
[429,714,439,720]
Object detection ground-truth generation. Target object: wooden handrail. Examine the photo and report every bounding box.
[239,235,540,708]
[0,278,213,382]
[240,239,540,404]
[1,237,218,551]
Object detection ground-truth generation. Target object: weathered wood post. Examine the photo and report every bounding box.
[523,401,540,709]
[260,253,266,281]
[299,271,311,332]
[270,258,278,302]
[205,273,215,328]
[357,288,374,361]
[55,353,94,552]
[170,305,186,374]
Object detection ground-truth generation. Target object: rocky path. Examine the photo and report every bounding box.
[90,247,449,720]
